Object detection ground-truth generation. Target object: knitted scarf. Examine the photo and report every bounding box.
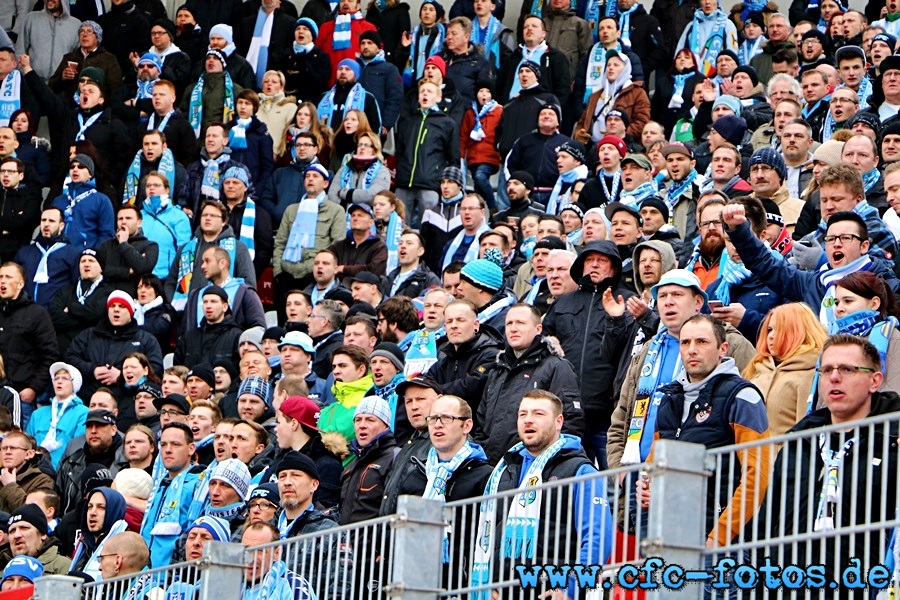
[123,148,175,206]
[621,330,681,464]
[546,164,589,215]
[668,72,693,109]
[135,76,159,101]
[714,250,752,306]
[147,109,174,132]
[374,373,405,429]
[404,329,441,377]
[237,198,257,260]
[813,434,856,531]
[620,182,658,209]
[135,295,163,327]
[473,16,503,70]
[689,9,728,76]
[384,211,403,273]
[583,42,622,103]
[172,236,237,311]
[817,255,874,325]
[340,155,382,190]
[0,71,22,127]
[318,82,367,128]
[862,168,880,193]
[228,117,252,150]
[509,42,547,98]
[405,24,445,86]
[598,171,622,204]
[667,169,698,206]
[523,277,545,306]
[293,41,314,53]
[424,441,479,562]
[72,519,129,581]
[471,436,569,599]
[443,221,490,270]
[283,192,326,263]
[200,149,232,200]
[470,101,498,141]
[188,72,235,137]
[246,8,275,88]
[478,293,517,327]
[739,36,764,65]
[76,277,103,305]
[618,4,641,48]
[333,11,363,51]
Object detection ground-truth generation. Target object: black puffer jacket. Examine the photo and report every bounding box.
[379,430,430,516]
[395,107,460,192]
[48,280,115,354]
[0,182,42,263]
[173,314,242,368]
[339,431,397,525]
[0,292,58,395]
[96,230,159,295]
[474,336,585,464]
[425,326,503,409]
[260,434,344,509]
[65,319,163,400]
[55,437,126,514]
[542,241,635,426]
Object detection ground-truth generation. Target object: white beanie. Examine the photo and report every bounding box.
[113,468,154,500]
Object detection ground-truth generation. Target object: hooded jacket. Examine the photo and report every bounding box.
[13,0,81,83]
[425,326,504,409]
[65,318,164,401]
[70,486,127,573]
[50,182,116,250]
[0,291,58,394]
[475,336,586,463]
[542,241,635,422]
[25,395,89,468]
[141,196,193,280]
[36,538,72,575]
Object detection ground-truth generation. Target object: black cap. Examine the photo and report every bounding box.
[324,287,354,307]
[80,247,105,271]
[533,236,567,252]
[136,381,162,400]
[202,285,228,302]
[349,271,381,286]
[743,11,766,29]
[154,393,190,414]
[802,28,827,44]
[732,65,759,87]
[263,326,286,342]
[605,202,643,226]
[186,363,215,388]
[508,170,535,191]
[640,196,670,223]
[835,45,866,64]
[85,409,116,426]
[248,482,280,504]
[396,376,442,397]
[276,450,320,479]
[8,504,48,535]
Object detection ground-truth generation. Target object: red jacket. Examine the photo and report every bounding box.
[460,103,502,167]
[316,17,378,86]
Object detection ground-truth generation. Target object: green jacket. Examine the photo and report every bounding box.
[38,540,72,575]
[273,197,346,280]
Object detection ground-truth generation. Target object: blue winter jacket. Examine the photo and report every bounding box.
[141,199,193,279]
[25,395,88,467]
[14,234,82,307]
[51,182,116,249]
[141,465,202,568]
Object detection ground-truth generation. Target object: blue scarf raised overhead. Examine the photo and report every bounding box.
[123,149,175,206]
[689,8,728,76]
[404,24,445,86]
[332,11,363,51]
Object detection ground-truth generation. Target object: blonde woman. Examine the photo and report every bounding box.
[328,131,391,208]
[256,70,298,160]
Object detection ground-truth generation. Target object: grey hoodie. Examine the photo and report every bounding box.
[675,357,747,422]
[14,0,82,82]
[632,239,679,298]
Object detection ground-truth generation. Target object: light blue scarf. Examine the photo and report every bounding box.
[689,8,728,76]
[200,149,232,200]
[283,193,327,263]
[508,42,547,98]
[239,198,257,260]
[618,3,640,48]
[818,255,875,325]
[423,441,480,562]
[470,100,498,141]
[404,24,445,86]
[384,211,402,273]
[228,117,251,150]
[472,16,503,70]
[123,148,175,206]
[333,11,363,51]
[172,236,237,311]
[442,221,490,270]
[188,72,235,137]
[546,164,589,215]
[317,82,368,129]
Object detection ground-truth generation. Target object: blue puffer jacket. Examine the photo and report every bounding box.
[141,199,193,279]
[141,464,203,568]
[25,395,88,468]
[51,182,116,249]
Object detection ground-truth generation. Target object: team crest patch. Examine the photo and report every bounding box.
[695,409,711,423]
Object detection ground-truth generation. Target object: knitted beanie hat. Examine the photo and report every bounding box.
[459,248,505,293]
[209,458,251,500]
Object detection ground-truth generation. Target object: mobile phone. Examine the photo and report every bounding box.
[708,300,724,309]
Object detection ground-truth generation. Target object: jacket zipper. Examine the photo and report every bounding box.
[409,113,428,187]
[579,287,595,388]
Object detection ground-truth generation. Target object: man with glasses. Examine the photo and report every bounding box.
[302,301,345,380]
[825,87,861,138]
[0,158,41,263]
[97,531,150,582]
[46,21,122,99]
[794,163,897,271]
[685,194,727,289]
[261,132,322,227]
[0,432,54,513]
[747,147,805,235]
[748,13,793,86]
[749,88,801,151]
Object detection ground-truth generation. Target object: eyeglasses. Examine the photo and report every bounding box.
[0,446,28,453]
[816,364,876,377]
[247,501,278,511]
[295,142,316,148]
[309,314,327,320]
[699,219,723,230]
[97,553,120,561]
[159,409,187,417]
[150,30,168,36]
[823,233,863,245]
[801,39,822,46]
[425,415,467,425]
[749,164,775,174]
[0,169,19,175]
[357,142,374,149]
[829,97,857,105]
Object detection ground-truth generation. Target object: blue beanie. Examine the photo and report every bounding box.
[460,248,505,293]
[209,23,234,45]
[188,515,231,542]
[223,165,251,187]
[2,556,43,584]
[749,147,787,181]
[337,58,361,81]
[138,52,163,71]
[295,17,318,41]
[238,375,272,407]
[712,94,742,118]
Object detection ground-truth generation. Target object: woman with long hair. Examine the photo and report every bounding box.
[330,109,374,172]
[284,101,333,166]
[744,303,827,437]
[8,109,51,187]
[373,190,407,274]
[328,131,392,208]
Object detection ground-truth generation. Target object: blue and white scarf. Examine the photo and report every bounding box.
[620,182,659,209]
[147,109,174,132]
[863,168,880,193]
[374,373,405,429]
[123,148,175,206]
[293,41,315,53]
[246,8,275,88]
[135,76,159,101]
[471,436,568,599]
[739,36,764,65]
[76,276,103,305]
[473,16,503,70]
[0,71,22,127]
[317,82,367,129]
[200,149,232,200]
[283,193,327,263]
[333,11,363,51]
[443,221,490,270]
[598,170,621,205]
[424,442,478,562]
[33,240,65,285]
[509,42,547,98]
[228,117,252,150]
[714,248,752,306]
[618,4,641,48]
[470,101,498,141]
[818,255,875,325]
[404,329,441,377]
[310,280,336,306]
[688,9,728,76]
[72,519,129,581]
[583,42,622,103]
[547,164,589,215]
[404,24,445,86]
[173,236,237,311]
[667,169,698,207]
[523,277,545,305]
[384,211,403,273]
[813,434,855,531]
[239,198,257,260]
[75,110,103,141]
[340,156,382,190]
[621,329,681,464]
[188,72,235,137]
[478,292,516,324]
[668,72,693,109]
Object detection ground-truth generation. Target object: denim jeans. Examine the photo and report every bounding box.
[494,167,511,212]
[470,164,499,211]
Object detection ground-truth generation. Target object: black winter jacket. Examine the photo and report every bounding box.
[0,182,42,263]
[442,44,493,103]
[475,337,586,463]
[49,280,114,354]
[425,326,503,408]
[173,314,242,368]
[495,85,561,157]
[379,431,431,516]
[56,437,125,514]
[96,231,159,295]
[260,435,344,509]
[364,2,411,62]
[97,1,150,75]
[395,108,459,192]
[283,48,332,103]
[358,57,404,130]
[339,431,398,525]
[383,263,440,298]
[542,241,635,424]
[235,8,296,74]
[0,293,58,396]
[65,319,163,400]
[184,0,243,33]
[499,45,571,106]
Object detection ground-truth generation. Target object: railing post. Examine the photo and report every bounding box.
[387,495,445,600]
[644,440,709,600]
[198,540,246,600]
[33,575,83,600]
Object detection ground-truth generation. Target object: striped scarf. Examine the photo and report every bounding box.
[238,197,257,260]
[228,117,252,150]
[472,16,503,70]
[818,255,874,325]
[470,100,498,141]
[333,11,363,51]
[123,148,175,206]
[188,72,235,137]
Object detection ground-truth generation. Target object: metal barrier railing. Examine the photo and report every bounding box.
[33,413,900,600]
